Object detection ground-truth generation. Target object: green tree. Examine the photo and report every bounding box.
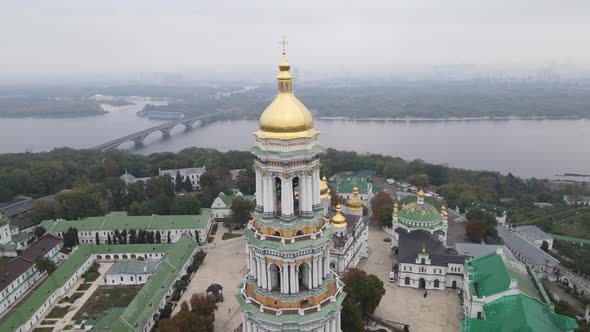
[342,268,386,321]
[107,233,112,245]
[175,171,184,192]
[171,195,201,215]
[147,231,155,244]
[32,200,56,223]
[126,181,147,206]
[370,192,394,227]
[407,173,430,187]
[541,240,549,252]
[95,232,100,245]
[137,230,146,244]
[341,297,364,332]
[229,197,253,226]
[167,231,171,244]
[35,257,57,275]
[120,230,128,244]
[34,226,46,238]
[63,227,79,248]
[129,229,137,244]
[153,194,173,215]
[156,231,162,244]
[184,177,193,192]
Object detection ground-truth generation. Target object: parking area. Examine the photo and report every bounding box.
[357,224,462,332]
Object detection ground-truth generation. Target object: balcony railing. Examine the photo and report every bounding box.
[248,219,330,245]
[239,271,343,316]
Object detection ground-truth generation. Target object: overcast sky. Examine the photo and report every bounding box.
[1,0,589,82]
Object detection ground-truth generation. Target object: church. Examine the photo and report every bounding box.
[392,191,465,290]
[237,43,349,331]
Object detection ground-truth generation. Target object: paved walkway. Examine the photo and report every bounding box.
[174,225,246,332]
[357,223,461,332]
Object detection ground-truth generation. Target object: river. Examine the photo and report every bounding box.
[0,98,589,180]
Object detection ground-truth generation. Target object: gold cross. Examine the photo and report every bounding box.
[279,35,288,56]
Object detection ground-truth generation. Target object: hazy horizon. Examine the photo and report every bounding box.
[2,0,590,83]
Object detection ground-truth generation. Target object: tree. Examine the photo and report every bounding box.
[167,231,171,244]
[95,232,100,245]
[171,195,201,215]
[157,293,218,332]
[184,176,193,192]
[34,226,46,238]
[156,231,162,244]
[137,230,146,244]
[35,257,56,275]
[107,233,112,245]
[114,230,121,244]
[541,240,549,252]
[147,231,155,244]
[341,296,364,332]
[466,208,498,240]
[407,173,430,187]
[120,230,128,244]
[229,197,253,226]
[370,192,394,227]
[465,220,486,242]
[175,171,184,192]
[63,227,79,248]
[152,194,173,215]
[129,229,137,244]
[32,200,56,223]
[342,268,385,322]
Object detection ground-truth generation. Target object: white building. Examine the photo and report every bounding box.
[515,225,554,250]
[397,229,465,290]
[104,260,160,286]
[159,166,206,190]
[329,190,369,276]
[0,234,63,315]
[41,210,212,245]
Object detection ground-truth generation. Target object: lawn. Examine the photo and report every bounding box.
[33,328,54,332]
[222,233,242,240]
[73,286,141,320]
[59,292,84,304]
[45,305,70,318]
[77,283,92,291]
[40,319,57,325]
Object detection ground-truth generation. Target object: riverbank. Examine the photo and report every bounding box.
[316,115,588,122]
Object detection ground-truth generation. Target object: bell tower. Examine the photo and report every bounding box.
[238,41,345,332]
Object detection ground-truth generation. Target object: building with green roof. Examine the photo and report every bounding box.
[40,209,212,245]
[461,294,578,332]
[461,246,577,331]
[0,237,198,332]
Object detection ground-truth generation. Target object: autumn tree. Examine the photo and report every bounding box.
[157,293,218,332]
[370,192,394,227]
[465,219,486,242]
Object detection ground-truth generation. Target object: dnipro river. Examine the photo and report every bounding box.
[0,99,589,180]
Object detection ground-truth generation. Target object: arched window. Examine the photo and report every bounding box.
[404,276,410,285]
[434,279,440,288]
[421,258,425,264]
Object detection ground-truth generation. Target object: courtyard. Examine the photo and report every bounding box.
[357,222,462,332]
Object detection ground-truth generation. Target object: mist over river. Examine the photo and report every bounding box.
[1,103,589,180]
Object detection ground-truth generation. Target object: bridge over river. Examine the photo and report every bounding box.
[91,111,225,151]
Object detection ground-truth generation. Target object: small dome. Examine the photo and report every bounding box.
[417,189,425,198]
[320,176,329,195]
[398,200,443,223]
[331,205,347,228]
[347,185,363,211]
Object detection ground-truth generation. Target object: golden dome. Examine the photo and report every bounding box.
[417,189,425,198]
[254,52,318,140]
[347,185,363,211]
[331,204,347,228]
[320,176,329,195]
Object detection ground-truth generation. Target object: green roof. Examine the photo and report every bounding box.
[40,210,211,233]
[461,294,578,332]
[550,234,590,245]
[105,260,160,276]
[0,243,172,331]
[89,308,126,331]
[398,201,442,223]
[467,251,542,301]
[111,235,198,332]
[335,179,371,194]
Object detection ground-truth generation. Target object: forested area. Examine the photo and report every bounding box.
[0,146,586,223]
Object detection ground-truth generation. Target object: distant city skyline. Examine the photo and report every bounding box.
[1,0,590,82]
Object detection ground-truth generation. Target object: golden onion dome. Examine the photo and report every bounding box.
[320,176,329,195]
[255,50,317,140]
[417,189,425,198]
[347,185,363,211]
[331,204,347,228]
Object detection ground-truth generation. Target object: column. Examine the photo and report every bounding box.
[336,312,341,331]
[325,250,330,277]
[312,169,321,208]
[250,252,257,279]
[256,258,262,288]
[331,318,337,332]
[290,263,296,294]
[318,256,323,284]
[307,263,313,290]
[295,266,300,293]
[262,177,270,214]
[261,259,268,290]
[269,176,276,214]
[312,258,319,289]
[246,244,251,271]
[255,170,263,211]
[282,264,289,294]
[306,174,314,213]
[267,263,272,291]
